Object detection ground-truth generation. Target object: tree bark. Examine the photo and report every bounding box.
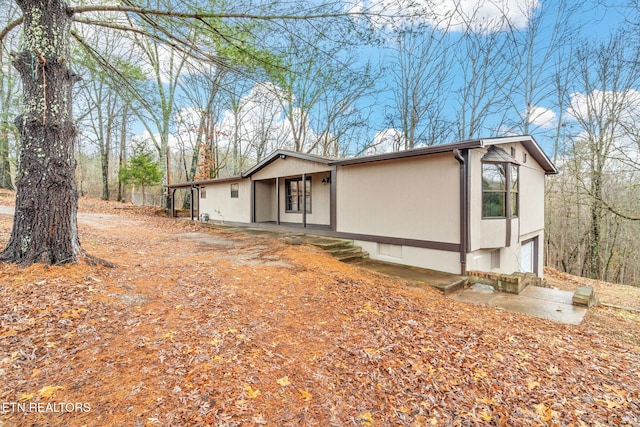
[101,111,111,201]
[0,0,84,266]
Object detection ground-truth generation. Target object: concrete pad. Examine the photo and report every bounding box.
[520,286,574,304]
[451,286,587,325]
[450,288,500,305]
[491,293,586,325]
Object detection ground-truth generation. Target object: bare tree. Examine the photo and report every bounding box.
[454,18,516,140]
[386,24,453,149]
[175,62,229,182]
[563,35,640,279]
[275,20,377,154]
[503,0,579,136]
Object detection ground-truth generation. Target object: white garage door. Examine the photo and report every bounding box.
[520,240,535,273]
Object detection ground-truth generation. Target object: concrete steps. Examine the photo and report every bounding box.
[308,237,369,263]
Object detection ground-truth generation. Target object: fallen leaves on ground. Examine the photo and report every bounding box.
[0,197,638,426]
[545,266,640,311]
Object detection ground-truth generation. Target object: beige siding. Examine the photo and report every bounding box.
[336,153,460,242]
[251,157,331,180]
[199,180,250,223]
[518,161,546,236]
[478,219,508,249]
[356,240,463,275]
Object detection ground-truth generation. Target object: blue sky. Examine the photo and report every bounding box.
[348,0,635,154]
[129,0,637,163]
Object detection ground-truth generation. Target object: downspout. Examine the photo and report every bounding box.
[454,149,468,275]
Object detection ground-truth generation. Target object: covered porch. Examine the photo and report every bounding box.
[244,150,337,230]
[251,170,335,230]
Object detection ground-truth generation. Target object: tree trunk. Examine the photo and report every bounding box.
[101,115,111,201]
[0,0,84,266]
[117,106,128,202]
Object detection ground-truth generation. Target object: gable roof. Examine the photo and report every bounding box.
[242,149,335,178]
[484,136,557,174]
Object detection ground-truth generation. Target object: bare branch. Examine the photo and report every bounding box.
[69,5,365,22]
[0,17,22,47]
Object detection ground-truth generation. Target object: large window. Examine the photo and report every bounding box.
[285,177,311,213]
[482,163,506,217]
[482,163,518,218]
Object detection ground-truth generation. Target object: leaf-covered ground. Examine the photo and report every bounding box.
[0,198,638,426]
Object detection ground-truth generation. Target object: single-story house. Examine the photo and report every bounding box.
[168,135,557,277]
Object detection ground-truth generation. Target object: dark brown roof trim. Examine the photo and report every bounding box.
[331,135,557,175]
[330,139,483,166]
[512,138,558,175]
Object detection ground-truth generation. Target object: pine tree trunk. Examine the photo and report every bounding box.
[0,0,84,266]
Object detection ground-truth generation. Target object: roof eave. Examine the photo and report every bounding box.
[167,175,243,189]
[330,139,484,166]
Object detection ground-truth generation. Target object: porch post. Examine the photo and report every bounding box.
[330,166,337,231]
[250,179,255,223]
[505,163,512,248]
[190,186,195,221]
[276,177,281,225]
[171,188,176,218]
[302,173,307,228]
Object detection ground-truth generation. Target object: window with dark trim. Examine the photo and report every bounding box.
[201,188,207,199]
[230,183,239,198]
[510,165,519,217]
[285,177,311,213]
[482,163,519,218]
[482,163,506,217]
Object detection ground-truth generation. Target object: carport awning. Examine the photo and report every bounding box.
[167,175,243,190]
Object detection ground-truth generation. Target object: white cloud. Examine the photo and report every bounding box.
[348,0,538,32]
[364,128,404,155]
[528,105,556,128]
